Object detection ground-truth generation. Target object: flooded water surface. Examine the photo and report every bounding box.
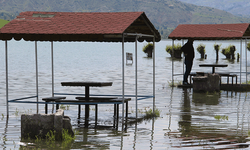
[1,40,250,149]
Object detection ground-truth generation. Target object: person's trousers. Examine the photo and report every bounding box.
[183,60,193,82]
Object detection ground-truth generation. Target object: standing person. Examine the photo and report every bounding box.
[181,39,194,85]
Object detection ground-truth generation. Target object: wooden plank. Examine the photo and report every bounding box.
[56,98,131,103]
[42,96,66,101]
[75,96,118,100]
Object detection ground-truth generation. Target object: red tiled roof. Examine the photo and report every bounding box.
[0,11,161,42]
[168,23,250,40]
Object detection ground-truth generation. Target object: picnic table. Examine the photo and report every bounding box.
[199,64,228,74]
[42,81,131,128]
[61,81,113,126]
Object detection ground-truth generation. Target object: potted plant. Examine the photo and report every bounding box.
[214,44,221,61]
[196,43,206,59]
[143,43,154,57]
[165,43,182,58]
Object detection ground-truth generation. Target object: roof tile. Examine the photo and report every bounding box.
[169,23,250,40]
[1,11,144,35]
[0,11,161,42]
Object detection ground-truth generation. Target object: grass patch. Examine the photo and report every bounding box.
[242,80,250,84]
[144,107,161,119]
[0,19,9,28]
[1,114,4,120]
[214,115,228,121]
[33,129,76,149]
[60,104,70,110]
[167,80,182,87]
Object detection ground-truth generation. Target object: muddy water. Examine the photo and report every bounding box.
[0,40,250,149]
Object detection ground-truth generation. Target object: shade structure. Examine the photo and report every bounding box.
[168,23,250,40]
[1,11,160,127]
[168,23,250,85]
[0,11,161,42]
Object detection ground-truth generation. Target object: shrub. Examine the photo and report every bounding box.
[196,43,206,54]
[165,43,182,54]
[142,43,154,57]
[142,43,153,53]
[221,45,236,59]
[247,42,250,51]
[214,44,221,51]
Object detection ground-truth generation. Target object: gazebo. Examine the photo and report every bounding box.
[0,11,161,123]
[168,23,250,85]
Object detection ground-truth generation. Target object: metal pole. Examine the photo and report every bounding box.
[122,34,125,129]
[172,40,174,85]
[51,41,54,96]
[182,40,184,76]
[245,39,248,84]
[135,35,138,118]
[5,41,9,117]
[240,39,242,84]
[35,41,39,113]
[153,36,155,113]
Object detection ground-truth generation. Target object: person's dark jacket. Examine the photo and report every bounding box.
[181,41,194,61]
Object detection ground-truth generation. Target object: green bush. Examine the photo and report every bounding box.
[247,42,250,51]
[196,43,206,54]
[214,44,221,51]
[142,43,154,57]
[221,45,236,59]
[142,43,154,53]
[165,43,182,55]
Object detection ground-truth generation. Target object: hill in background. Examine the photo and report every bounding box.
[0,0,250,38]
[179,0,250,18]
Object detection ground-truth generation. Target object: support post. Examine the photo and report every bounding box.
[5,41,9,117]
[51,42,54,96]
[182,40,184,77]
[135,35,138,118]
[245,39,248,84]
[35,41,39,113]
[122,33,125,129]
[153,36,155,113]
[240,39,242,84]
[171,40,174,85]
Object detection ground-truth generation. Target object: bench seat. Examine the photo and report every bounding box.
[42,96,66,114]
[42,96,131,128]
[75,96,118,101]
[42,96,66,101]
[217,73,237,85]
[54,98,131,103]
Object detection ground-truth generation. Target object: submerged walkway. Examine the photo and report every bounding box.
[178,84,250,91]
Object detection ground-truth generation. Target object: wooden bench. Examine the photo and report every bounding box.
[75,96,118,101]
[42,96,131,128]
[218,73,237,85]
[42,96,66,114]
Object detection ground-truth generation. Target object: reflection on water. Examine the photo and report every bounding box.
[179,88,191,137]
[1,40,250,149]
[192,92,220,105]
